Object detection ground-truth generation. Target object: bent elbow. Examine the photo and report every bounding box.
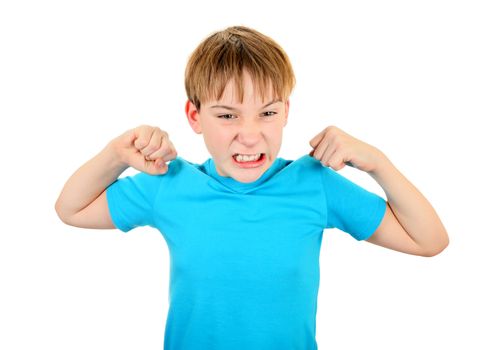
[54,201,73,226]
[422,235,450,257]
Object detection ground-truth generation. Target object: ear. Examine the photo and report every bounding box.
[283,99,290,127]
[185,100,202,134]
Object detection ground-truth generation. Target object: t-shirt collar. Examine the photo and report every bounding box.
[206,157,284,192]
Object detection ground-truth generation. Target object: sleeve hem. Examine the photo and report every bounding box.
[319,165,330,229]
[357,198,387,241]
[106,184,132,233]
[151,173,166,229]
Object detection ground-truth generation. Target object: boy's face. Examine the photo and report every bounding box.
[185,70,289,183]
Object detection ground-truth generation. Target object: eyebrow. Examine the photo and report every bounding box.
[209,99,281,111]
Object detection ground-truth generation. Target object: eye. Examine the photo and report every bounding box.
[218,114,236,120]
[262,111,277,117]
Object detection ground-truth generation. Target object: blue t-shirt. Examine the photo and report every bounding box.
[106,155,387,350]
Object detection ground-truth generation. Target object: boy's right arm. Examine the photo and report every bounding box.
[55,125,177,229]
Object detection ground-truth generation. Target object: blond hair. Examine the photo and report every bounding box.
[185,26,295,111]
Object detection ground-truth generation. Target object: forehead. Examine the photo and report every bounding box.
[208,71,276,107]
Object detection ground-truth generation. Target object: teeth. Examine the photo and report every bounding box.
[235,153,261,162]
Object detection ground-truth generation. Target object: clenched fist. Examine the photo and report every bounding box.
[109,125,177,175]
[309,125,383,173]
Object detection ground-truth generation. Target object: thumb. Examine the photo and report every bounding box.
[128,152,169,175]
[145,159,169,175]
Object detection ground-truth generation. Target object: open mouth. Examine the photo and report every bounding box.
[232,153,266,166]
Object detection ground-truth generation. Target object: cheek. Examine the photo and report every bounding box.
[267,124,284,140]
[204,127,232,148]
[264,126,285,154]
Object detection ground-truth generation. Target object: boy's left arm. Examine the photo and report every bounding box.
[309,126,449,257]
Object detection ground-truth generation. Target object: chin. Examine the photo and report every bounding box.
[232,162,271,183]
[233,172,264,183]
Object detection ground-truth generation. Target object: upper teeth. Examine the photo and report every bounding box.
[235,153,261,162]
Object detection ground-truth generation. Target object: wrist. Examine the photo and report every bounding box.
[102,141,129,174]
[369,148,392,176]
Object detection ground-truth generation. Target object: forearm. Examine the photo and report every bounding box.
[55,143,128,219]
[369,152,449,253]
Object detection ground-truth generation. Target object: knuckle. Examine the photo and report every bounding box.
[137,124,149,132]
[164,145,177,158]
[164,147,176,157]
[327,125,338,134]
[134,139,146,149]
[149,139,161,149]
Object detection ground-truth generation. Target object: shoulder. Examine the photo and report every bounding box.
[279,155,323,174]
[292,154,373,196]
[285,155,326,183]
[162,156,206,176]
[111,156,198,191]
[271,155,324,189]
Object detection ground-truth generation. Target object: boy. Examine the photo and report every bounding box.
[55,26,449,350]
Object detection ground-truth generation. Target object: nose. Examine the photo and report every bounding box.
[236,119,262,146]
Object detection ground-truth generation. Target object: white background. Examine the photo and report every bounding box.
[1,0,495,349]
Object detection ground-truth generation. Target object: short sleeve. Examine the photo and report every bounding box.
[106,172,163,232]
[321,166,387,241]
